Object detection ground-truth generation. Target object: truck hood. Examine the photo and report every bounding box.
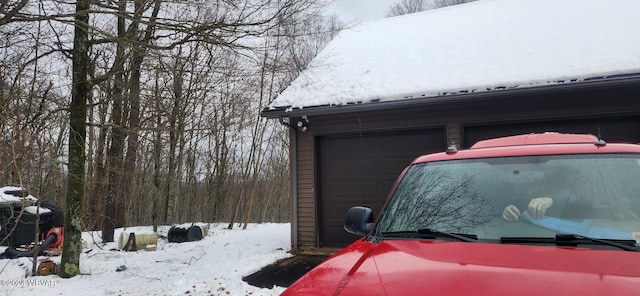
[283,239,640,296]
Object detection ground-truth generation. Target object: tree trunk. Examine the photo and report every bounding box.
[152,112,162,232]
[88,95,108,231]
[103,0,128,242]
[60,0,89,278]
[164,64,183,223]
[122,0,159,228]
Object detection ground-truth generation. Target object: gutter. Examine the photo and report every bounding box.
[260,74,640,119]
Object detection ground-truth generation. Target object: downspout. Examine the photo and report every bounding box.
[279,116,299,253]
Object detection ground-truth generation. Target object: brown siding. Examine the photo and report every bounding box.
[296,130,316,247]
[464,116,640,148]
[447,123,463,148]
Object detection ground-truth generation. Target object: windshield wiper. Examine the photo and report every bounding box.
[501,234,639,251]
[556,234,639,251]
[380,229,478,242]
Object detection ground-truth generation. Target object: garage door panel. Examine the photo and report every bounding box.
[379,157,412,176]
[326,158,377,177]
[322,137,378,155]
[323,180,378,199]
[317,128,445,248]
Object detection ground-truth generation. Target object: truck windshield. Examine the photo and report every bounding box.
[375,153,640,242]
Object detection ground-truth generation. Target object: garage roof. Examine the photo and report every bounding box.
[262,0,640,117]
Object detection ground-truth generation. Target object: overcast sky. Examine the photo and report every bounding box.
[325,0,401,24]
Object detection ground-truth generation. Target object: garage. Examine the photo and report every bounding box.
[317,128,446,247]
[260,0,640,252]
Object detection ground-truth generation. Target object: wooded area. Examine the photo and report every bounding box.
[0,0,341,245]
[1,0,478,276]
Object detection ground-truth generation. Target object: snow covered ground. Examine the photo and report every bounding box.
[0,223,292,296]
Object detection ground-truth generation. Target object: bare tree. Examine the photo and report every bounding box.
[59,0,90,278]
[386,0,478,17]
[433,0,477,9]
[386,0,433,17]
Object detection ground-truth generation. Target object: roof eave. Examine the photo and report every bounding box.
[260,75,640,119]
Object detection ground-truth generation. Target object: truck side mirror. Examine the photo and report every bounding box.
[344,206,374,236]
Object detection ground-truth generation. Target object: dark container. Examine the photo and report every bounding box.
[167,225,203,243]
[0,203,63,247]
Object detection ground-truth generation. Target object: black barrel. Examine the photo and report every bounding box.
[167,225,203,243]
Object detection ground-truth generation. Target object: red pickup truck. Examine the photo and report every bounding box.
[282,133,640,295]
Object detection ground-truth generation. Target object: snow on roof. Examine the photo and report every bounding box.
[23,205,52,214]
[266,0,640,111]
[0,186,37,205]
